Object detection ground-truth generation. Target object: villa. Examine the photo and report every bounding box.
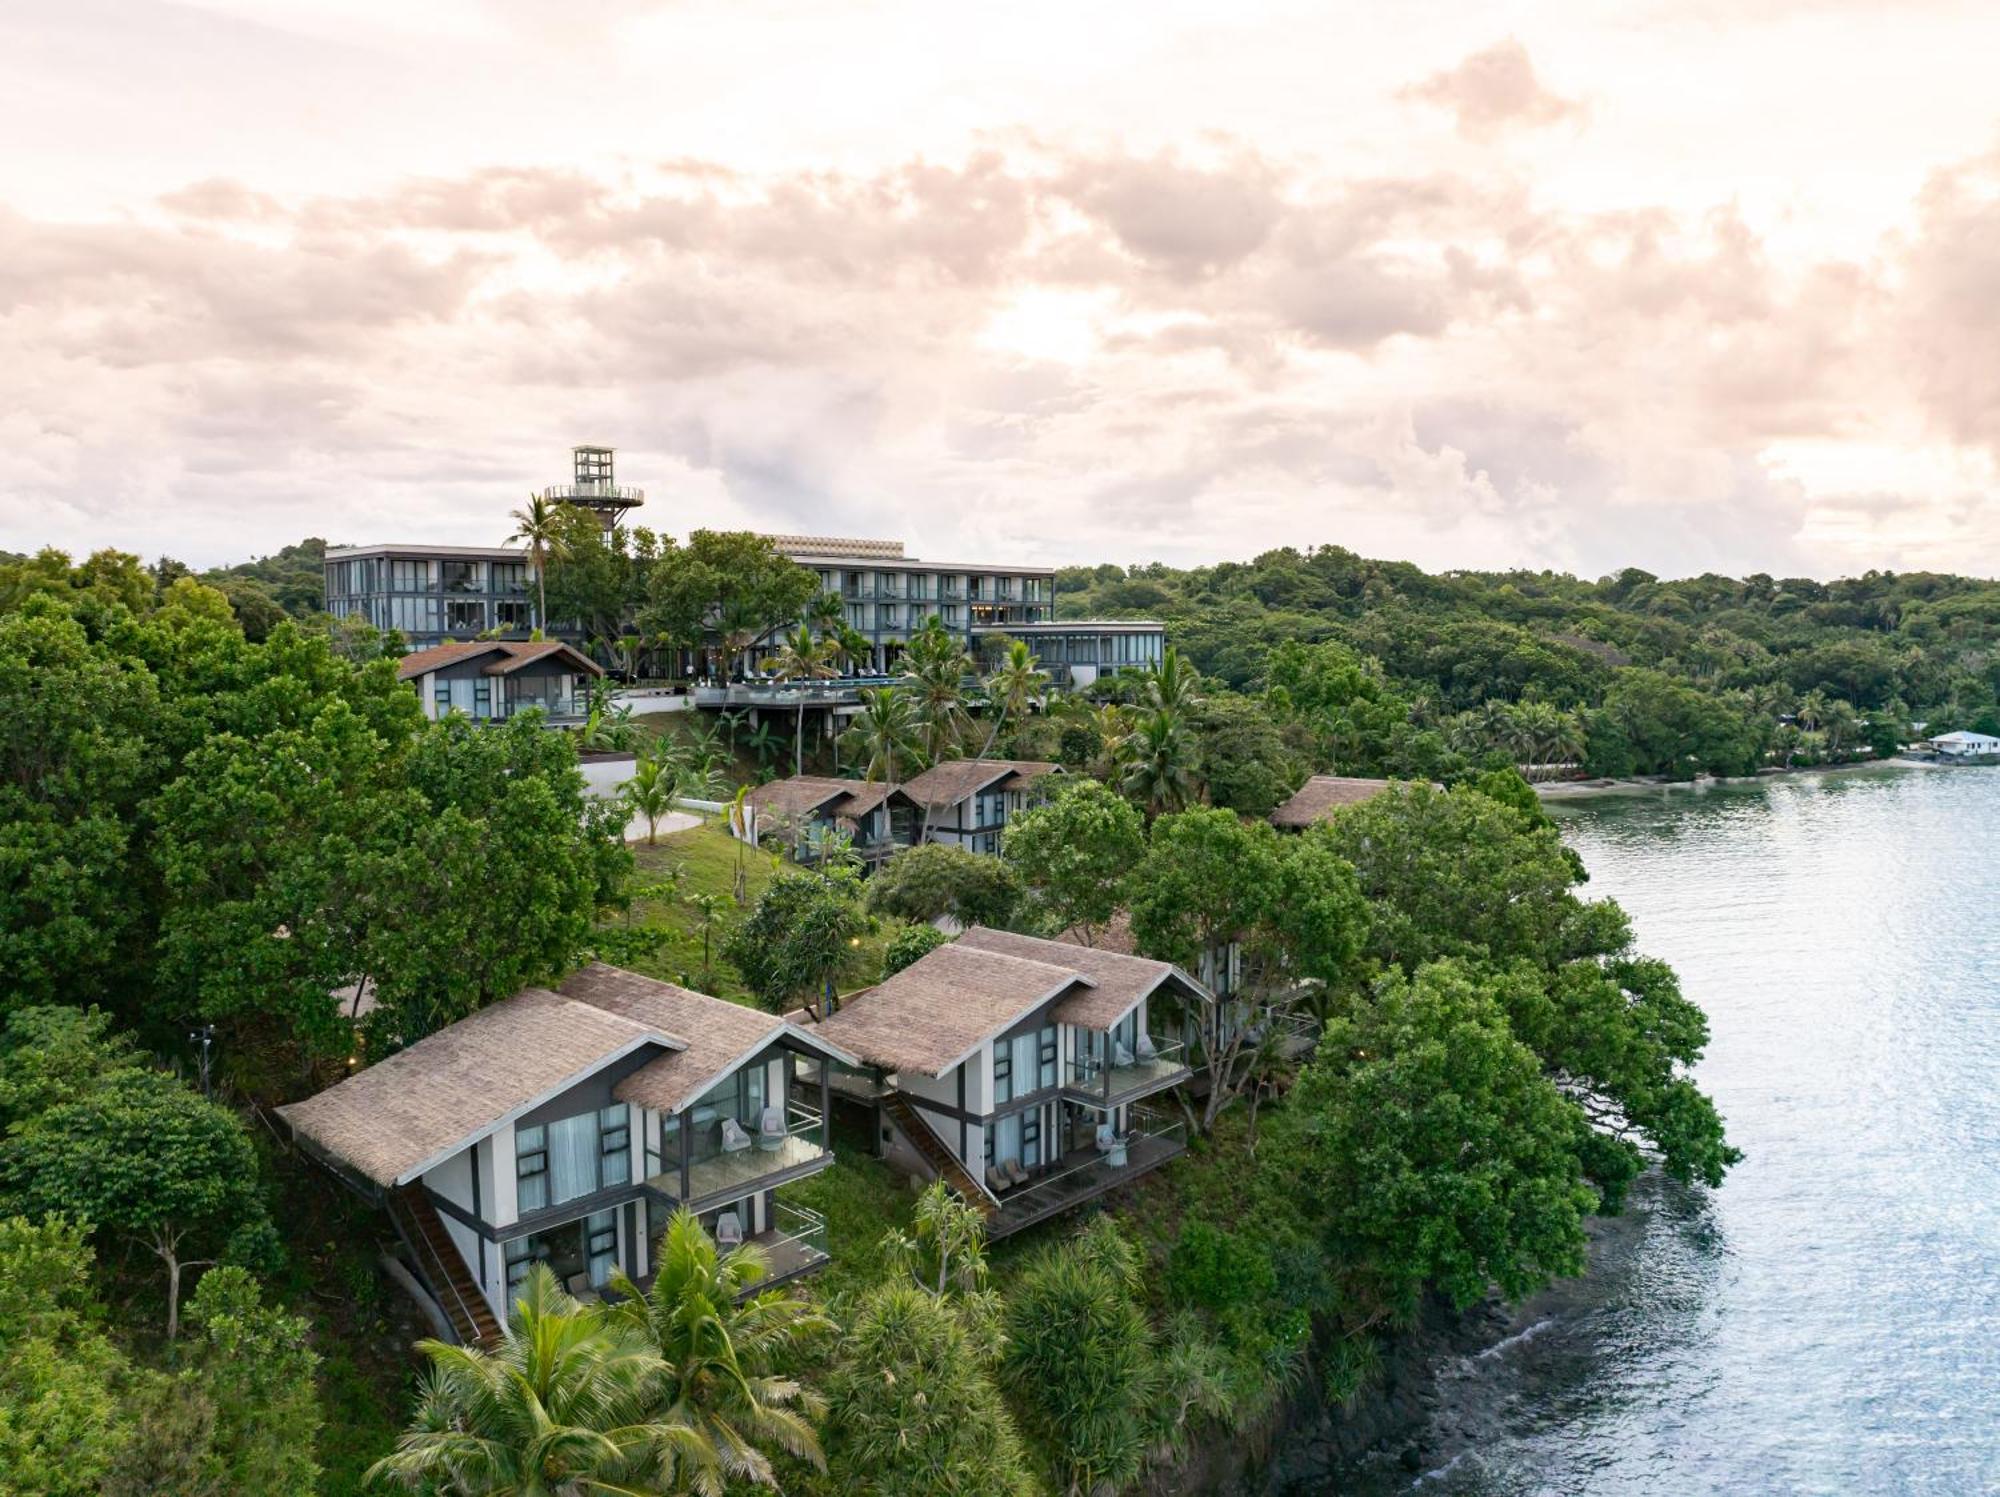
[893,759,1062,856]
[398,639,603,723]
[278,963,854,1345]
[804,927,1205,1237]
[734,775,901,865]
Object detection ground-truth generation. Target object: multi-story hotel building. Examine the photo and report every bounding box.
[321,448,1164,680]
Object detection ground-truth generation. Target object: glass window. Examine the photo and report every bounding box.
[516,1124,549,1214]
[992,1044,1013,1105]
[447,600,485,633]
[599,1104,630,1188]
[442,560,481,593]
[586,1209,618,1287]
[1038,1026,1058,1090]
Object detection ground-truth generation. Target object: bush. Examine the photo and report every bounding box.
[1165,1220,1276,1317]
[882,922,951,976]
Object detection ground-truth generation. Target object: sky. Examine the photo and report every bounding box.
[4,1,2000,579]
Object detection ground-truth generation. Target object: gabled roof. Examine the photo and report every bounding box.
[807,942,1093,1077]
[1269,775,1395,829]
[896,759,1061,813]
[557,963,854,1115]
[277,988,675,1188]
[1056,909,1139,955]
[745,775,894,822]
[397,639,604,681]
[956,925,1208,1030]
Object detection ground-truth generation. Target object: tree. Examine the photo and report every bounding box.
[0,1215,130,1497]
[603,1208,832,1495]
[640,530,820,678]
[820,1284,1034,1497]
[866,843,1023,930]
[881,1180,991,1297]
[883,921,951,975]
[973,640,1049,762]
[2,1070,274,1340]
[769,624,837,777]
[723,868,871,1015]
[1001,778,1146,944]
[368,1267,662,1495]
[179,1266,322,1494]
[1142,645,1203,714]
[541,509,665,647]
[840,686,924,784]
[1286,961,1597,1318]
[1002,1226,1157,1495]
[1120,709,1202,818]
[505,494,562,633]
[1186,693,1303,817]
[622,746,683,844]
[899,618,974,769]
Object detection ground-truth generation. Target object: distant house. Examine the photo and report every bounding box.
[733,775,899,865]
[804,928,1205,1238]
[894,759,1062,855]
[1921,730,2000,760]
[1268,775,1395,830]
[398,640,603,723]
[278,963,853,1344]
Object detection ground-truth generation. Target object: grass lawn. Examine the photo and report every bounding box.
[607,820,898,1006]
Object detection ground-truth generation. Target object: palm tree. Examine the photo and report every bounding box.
[687,891,729,974]
[899,618,974,767]
[808,591,846,636]
[830,623,874,676]
[506,494,562,635]
[367,1266,663,1495]
[842,686,924,784]
[603,1209,833,1496]
[623,748,684,844]
[1120,709,1201,818]
[719,598,768,681]
[1822,699,1862,760]
[1142,646,1202,714]
[801,822,862,873]
[1091,702,1135,770]
[973,640,1050,762]
[1796,689,1830,736]
[769,625,837,777]
[743,720,785,773]
[718,709,748,753]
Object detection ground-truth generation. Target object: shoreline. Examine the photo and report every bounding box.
[1534,757,1926,801]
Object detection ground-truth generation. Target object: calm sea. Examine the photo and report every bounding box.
[1334,764,2000,1496]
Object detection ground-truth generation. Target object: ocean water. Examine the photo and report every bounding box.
[1334,765,2000,1496]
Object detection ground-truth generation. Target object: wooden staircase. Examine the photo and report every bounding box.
[880,1095,995,1216]
[390,1187,503,1348]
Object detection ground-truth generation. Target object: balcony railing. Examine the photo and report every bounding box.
[542,482,644,503]
[653,1102,829,1206]
[1066,1037,1188,1103]
[986,1108,1187,1232]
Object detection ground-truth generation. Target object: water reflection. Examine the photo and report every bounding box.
[1318,765,2000,1496]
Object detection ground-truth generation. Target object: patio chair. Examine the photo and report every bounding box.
[986,1166,1010,1196]
[1095,1123,1128,1168]
[564,1271,592,1297]
[715,1210,744,1250]
[757,1105,786,1152]
[720,1117,752,1154]
[1136,1032,1158,1062]
[1003,1158,1031,1188]
[1112,1038,1134,1068]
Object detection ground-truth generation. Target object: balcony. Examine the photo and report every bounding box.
[985,1109,1187,1238]
[648,1102,832,1209]
[748,1199,829,1289]
[1065,1037,1189,1107]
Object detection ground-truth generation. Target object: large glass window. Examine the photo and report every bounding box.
[391,559,432,591]
[442,560,482,593]
[446,600,485,633]
[516,1104,629,1214]
[504,1208,619,1292]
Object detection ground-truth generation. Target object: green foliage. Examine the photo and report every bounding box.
[883,921,952,975]
[179,1267,322,1494]
[1127,807,1281,969]
[1185,692,1304,817]
[639,528,822,667]
[1001,777,1146,941]
[820,1284,1034,1497]
[1165,1220,1277,1318]
[1288,961,1597,1315]
[724,867,871,1013]
[1002,1225,1157,1494]
[0,1216,128,1497]
[602,1208,833,1493]
[866,843,1023,930]
[1,1068,273,1339]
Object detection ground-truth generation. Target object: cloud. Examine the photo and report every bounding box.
[1401,40,1586,142]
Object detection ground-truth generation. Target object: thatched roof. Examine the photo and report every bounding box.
[745,775,893,822]
[896,759,1061,813]
[808,942,1092,1076]
[557,963,853,1114]
[1269,775,1395,829]
[397,640,603,681]
[956,926,1206,1030]
[277,988,674,1188]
